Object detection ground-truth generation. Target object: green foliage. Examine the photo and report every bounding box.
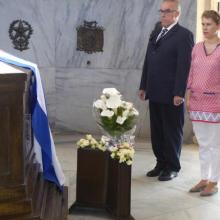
[100,114,136,137]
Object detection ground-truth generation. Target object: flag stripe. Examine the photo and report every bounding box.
[0,54,65,189]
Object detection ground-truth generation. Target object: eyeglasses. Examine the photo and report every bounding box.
[158,9,177,14]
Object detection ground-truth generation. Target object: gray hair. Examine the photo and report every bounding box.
[163,0,181,12]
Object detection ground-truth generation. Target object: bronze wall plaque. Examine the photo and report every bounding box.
[77,21,104,54]
[9,20,33,51]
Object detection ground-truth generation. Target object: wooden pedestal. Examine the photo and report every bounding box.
[69,148,134,220]
[107,158,134,220]
[69,148,109,210]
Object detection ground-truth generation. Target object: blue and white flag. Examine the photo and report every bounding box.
[0,50,65,189]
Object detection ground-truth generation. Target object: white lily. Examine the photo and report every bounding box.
[106,94,122,109]
[125,101,133,109]
[93,99,106,110]
[132,107,139,116]
[103,88,120,96]
[100,95,107,102]
[116,116,127,125]
[122,110,129,118]
[101,109,114,118]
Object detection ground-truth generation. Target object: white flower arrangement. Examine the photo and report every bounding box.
[76,135,135,165]
[77,88,137,166]
[109,142,135,166]
[93,88,139,137]
[77,134,106,151]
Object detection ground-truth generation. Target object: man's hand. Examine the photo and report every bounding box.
[139,90,146,101]
[173,96,184,106]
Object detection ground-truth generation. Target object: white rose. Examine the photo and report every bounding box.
[130,148,135,156]
[101,135,109,143]
[86,134,93,140]
[120,149,129,155]
[126,160,133,165]
[111,153,116,158]
[82,140,90,147]
[76,139,82,146]
[109,146,118,152]
[122,142,130,148]
[119,155,126,163]
[90,139,97,145]
[98,145,106,151]
[77,138,87,146]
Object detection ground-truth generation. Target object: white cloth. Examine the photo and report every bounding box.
[193,122,220,182]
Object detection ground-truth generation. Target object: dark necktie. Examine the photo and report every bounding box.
[157,28,168,42]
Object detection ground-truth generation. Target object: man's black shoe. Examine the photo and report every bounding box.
[146,166,163,177]
[158,170,178,181]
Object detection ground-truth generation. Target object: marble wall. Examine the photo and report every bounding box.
[0,0,196,142]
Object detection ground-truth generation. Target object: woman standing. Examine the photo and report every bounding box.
[186,10,220,196]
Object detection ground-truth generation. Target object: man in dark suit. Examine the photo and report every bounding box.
[139,0,194,181]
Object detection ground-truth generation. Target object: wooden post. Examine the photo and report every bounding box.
[69,148,135,219]
[106,158,134,220]
[69,148,109,211]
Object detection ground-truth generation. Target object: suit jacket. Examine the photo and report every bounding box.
[139,23,194,104]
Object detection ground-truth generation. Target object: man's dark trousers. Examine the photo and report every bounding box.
[149,101,184,172]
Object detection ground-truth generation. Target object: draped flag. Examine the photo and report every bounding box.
[0,50,65,189]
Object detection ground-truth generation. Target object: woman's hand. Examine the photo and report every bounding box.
[185,90,191,112]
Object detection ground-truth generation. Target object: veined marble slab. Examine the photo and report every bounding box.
[0,0,196,140]
[0,0,55,67]
[55,67,149,136]
[55,0,196,69]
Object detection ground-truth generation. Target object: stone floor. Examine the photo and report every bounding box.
[54,133,220,220]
